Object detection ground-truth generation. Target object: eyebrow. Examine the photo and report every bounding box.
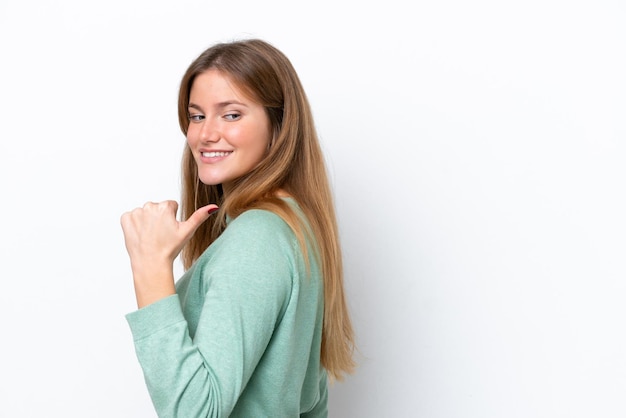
[188,101,248,111]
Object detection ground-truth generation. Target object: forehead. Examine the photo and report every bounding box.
[190,69,255,103]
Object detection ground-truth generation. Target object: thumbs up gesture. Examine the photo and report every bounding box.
[120,200,219,308]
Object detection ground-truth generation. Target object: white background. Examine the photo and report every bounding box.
[1,0,625,417]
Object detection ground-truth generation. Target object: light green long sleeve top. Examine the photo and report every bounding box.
[126,207,328,417]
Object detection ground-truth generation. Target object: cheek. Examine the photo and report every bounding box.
[254,123,272,150]
[251,132,271,156]
[185,127,199,146]
[230,126,265,151]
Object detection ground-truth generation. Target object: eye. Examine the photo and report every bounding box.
[188,113,205,122]
[224,112,241,121]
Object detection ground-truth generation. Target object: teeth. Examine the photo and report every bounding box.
[202,151,231,157]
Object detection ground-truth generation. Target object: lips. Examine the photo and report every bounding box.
[201,151,232,158]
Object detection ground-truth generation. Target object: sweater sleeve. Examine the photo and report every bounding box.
[126,210,294,417]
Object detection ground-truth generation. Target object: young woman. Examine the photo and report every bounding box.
[120,38,355,417]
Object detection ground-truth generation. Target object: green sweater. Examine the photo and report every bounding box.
[126,208,328,417]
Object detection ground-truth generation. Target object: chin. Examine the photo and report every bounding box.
[199,179,222,186]
[197,173,222,186]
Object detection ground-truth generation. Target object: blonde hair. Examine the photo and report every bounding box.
[177,39,355,380]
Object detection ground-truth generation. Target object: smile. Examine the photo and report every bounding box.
[202,151,232,157]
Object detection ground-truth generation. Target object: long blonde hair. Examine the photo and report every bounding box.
[177,39,355,381]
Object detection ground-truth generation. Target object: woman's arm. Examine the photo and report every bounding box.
[125,210,295,417]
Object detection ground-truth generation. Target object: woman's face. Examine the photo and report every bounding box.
[186,69,272,193]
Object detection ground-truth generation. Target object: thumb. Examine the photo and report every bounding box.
[180,204,219,238]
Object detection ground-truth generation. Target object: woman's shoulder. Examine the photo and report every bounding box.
[222,208,296,249]
[227,197,300,232]
[228,207,290,230]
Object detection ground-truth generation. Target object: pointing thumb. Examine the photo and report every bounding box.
[181,204,219,238]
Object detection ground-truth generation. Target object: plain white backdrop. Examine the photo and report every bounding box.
[1,0,625,416]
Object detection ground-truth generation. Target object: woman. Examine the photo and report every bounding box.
[120,38,355,417]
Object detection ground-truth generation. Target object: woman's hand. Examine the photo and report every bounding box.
[120,200,218,308]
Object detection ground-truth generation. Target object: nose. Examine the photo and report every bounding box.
[198,119,221,143]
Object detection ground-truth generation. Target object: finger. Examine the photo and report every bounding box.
[120,212,129,228]
[120,210,140,232]
[165,200,179,214]
[180,204,219,237]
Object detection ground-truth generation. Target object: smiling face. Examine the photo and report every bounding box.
[186,69,272,193]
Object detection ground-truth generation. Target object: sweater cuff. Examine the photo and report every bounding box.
[125,294,185,341]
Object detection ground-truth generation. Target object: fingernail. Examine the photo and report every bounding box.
[208,207,220,215]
